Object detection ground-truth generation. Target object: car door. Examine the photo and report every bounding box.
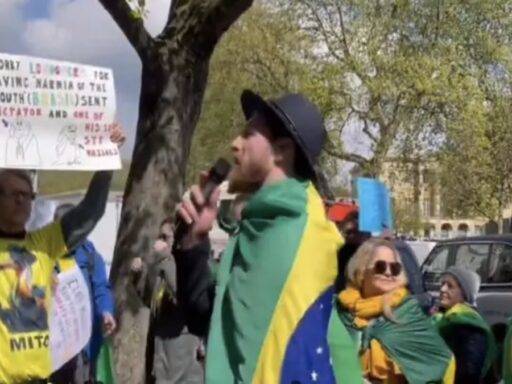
[478,242,512,328]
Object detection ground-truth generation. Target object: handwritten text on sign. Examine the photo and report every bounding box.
[49,266,92,371]
[0,53,121,170]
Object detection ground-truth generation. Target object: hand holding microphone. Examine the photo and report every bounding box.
[175,158,231,250]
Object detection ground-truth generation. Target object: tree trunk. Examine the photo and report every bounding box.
[110,55,209,383]
[103,2,254,383]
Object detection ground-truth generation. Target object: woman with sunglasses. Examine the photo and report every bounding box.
[433,267,496,384]
[331,238,455,384]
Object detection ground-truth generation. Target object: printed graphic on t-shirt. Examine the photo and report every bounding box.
[0,245,48,333]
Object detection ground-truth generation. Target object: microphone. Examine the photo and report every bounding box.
[200,158,232,203]
[173,158,232,245]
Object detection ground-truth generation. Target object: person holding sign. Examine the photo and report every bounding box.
[0,124,125,383]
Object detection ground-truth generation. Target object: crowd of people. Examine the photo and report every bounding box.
[0,90,510,383]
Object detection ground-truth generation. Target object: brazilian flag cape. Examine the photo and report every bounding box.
[504,318,512,384]
[334,297,455,384]
[434,303,496,378]
[205,178,348,384]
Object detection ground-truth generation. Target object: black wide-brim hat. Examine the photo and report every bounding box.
[240,90,326,180]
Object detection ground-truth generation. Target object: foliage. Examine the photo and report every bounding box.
[37,163,130,195]
[187,4,315,182]
[436,1,512,227]
[186,1,512,222]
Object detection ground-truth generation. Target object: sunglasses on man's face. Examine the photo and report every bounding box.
[371,260,403,277]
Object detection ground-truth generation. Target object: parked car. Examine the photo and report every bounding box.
[421,235,512,377]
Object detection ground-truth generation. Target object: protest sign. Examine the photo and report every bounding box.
[0,52,120,170]
[357,177,393,235]
[49,266,92,371]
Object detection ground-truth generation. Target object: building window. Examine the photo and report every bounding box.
[441,223,453,239]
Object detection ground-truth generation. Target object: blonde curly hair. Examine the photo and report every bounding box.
[346,238,408,320]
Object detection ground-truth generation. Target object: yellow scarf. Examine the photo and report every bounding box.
[338,285,409,328]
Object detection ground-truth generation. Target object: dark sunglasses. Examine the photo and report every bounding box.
[372,260,402,277]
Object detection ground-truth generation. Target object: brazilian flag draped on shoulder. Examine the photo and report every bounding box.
[335,297,455,384]
[205,178,351,384]
[504,318,512,384]
[434,303,496,378]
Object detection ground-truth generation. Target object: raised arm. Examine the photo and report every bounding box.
[61,125,125,249]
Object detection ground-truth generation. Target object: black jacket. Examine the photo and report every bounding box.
[173,241,215,337]
[442,324,488,384]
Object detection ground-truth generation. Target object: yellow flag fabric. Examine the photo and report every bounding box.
[0,222,67,383]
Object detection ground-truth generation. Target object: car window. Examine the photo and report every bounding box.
[422,245,450,285]
[453,243,489,281]
[488,244,512,284]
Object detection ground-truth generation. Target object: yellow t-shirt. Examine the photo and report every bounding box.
[0,221,67,383]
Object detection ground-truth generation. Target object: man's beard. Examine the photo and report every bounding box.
[227,169,260,194]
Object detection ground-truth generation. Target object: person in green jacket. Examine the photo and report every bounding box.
[434,267,496,384]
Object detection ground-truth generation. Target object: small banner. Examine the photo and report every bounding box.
[357,177,393,235]
[49,266,92,371]
[0,52,120,170]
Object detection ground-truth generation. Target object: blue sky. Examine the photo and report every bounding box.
[22,0,50,19]
[1,0,172,159]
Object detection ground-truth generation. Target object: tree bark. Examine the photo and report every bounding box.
[99,1,253,383]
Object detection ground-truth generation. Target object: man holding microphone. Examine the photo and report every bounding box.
[175,90,350,383]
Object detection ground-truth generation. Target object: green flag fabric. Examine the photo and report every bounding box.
[327,303,363,384]
[339,297,454,383]
[205,178,344,383]
[434,303,496,377]
[95,341,117,384]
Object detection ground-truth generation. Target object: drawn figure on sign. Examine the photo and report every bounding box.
[2,119,42,167]
[53,124,85,166]
[0,246,48,333]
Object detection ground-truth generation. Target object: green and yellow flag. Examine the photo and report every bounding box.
[205,178,347,383]
[434,303,496,378]
[339,297,456,384]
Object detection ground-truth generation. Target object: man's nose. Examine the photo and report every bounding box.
[231,136,243,153]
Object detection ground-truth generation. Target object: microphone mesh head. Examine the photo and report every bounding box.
[209,158,232,183]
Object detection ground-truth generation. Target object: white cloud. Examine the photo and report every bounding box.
[23,0,135,66]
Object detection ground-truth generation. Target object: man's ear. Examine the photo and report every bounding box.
[272,137,295,165]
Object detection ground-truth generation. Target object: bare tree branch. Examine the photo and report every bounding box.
[362,119,379,144]
[302,0,345,62]
[165,0,179,30]
[334,1,352,60]
[324,141,369,164]
[161,0,253,57]
[98,0,154,59]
